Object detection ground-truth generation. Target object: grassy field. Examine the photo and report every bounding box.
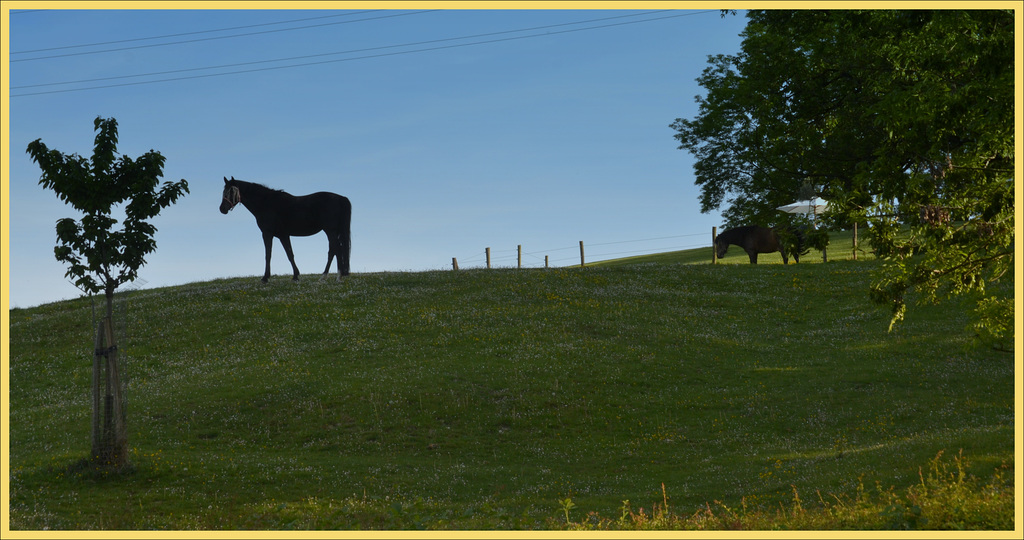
[6,239,1016,530]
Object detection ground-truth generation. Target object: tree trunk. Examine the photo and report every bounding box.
[91,291,128,469]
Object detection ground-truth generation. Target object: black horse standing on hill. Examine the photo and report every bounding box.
[220,177,351,282]
[715,225,802,264]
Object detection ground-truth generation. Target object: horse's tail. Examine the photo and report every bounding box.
[343,221,351,275]
[340,197,352,275]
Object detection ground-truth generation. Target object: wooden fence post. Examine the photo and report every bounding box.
[91,318,103,456]
[452,257,459,271]
[579,241,585,268]
[517,245,522,269]
[486,247,491,269]
[712,226,718,264]
[545,255,549,268]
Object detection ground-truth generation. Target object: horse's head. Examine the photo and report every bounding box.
[715,236,729,259]
[220,177,241,214]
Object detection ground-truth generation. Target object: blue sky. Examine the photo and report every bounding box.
[5,7,748,308]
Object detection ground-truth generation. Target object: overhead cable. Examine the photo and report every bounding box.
[11,10,717,97]
[11,10,438,61]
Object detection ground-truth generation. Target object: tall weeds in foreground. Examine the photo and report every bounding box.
[559,451,1014,530]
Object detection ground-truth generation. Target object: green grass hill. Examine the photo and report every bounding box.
[7,243,1015,530]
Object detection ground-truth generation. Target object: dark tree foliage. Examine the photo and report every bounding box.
[672,10,1013,345]
[27,117,189,308]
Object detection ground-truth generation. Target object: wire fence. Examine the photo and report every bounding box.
[451,231,712,270]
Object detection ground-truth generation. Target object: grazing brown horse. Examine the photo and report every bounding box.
[715,225,801,264]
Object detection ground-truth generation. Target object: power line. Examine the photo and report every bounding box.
[586,233,706,248]
[11,10,438,61]
[14,10,670,90]
[11,10,385,54]
[524,233,704,256]
[11,10,717,98]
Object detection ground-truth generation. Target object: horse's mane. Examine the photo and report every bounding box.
[718,225,759,241]
[235,179,286,195]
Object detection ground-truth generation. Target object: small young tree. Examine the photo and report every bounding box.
[26,116,189,469]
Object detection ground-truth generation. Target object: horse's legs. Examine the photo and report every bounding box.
[279,236,301,281]
[261,231,274,283]
[746,249,757,264]
[338,227,350,277]
[332,234,344,280]
[781,248,789,265]
[323,250,335,275]
[322,230,336,275]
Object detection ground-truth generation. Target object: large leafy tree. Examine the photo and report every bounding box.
[26,117,190,468]
[671,10,1013,346]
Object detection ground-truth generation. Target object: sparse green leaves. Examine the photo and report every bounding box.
[804,229,829,253]
[560,498,576,524]
[26,116,190,299]
[972,296,1013,351]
